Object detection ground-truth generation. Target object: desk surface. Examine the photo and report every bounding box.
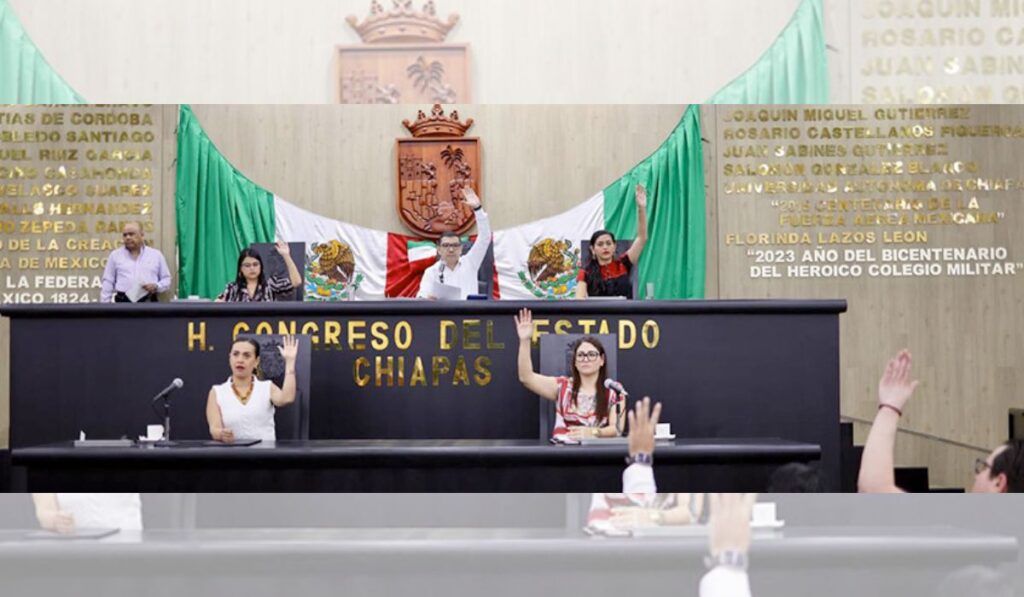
[0,299,849,318]
[14,438,822,463]
[0,527,1013,597]
[12,439,822,492]
[5,298,846,490]
[0,526,1014,567]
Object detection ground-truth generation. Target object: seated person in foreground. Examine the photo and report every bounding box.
[514,308,623,440]
[32,493,143,532]
[206,335,298,442]
[586,492,705,531]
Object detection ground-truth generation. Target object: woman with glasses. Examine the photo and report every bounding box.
[514,308,624,440]
[576,184,649,300]
[216,241,302,302]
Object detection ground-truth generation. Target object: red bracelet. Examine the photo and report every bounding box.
[879,403,903,417]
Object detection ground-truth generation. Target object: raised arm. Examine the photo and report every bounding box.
[270,335,298,407]
[625,184,649,266]
[858,349,918,493]
[623,397,661,495]
[700,494,755,597]
[515,308,559,400]
[276,241,303,288]
[461,188,492,271]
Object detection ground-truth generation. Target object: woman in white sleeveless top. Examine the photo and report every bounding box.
[32,494,142,531]
[206,335,298,442]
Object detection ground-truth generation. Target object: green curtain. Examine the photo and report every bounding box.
[176,105,276,299]
[710,0,829,104]
[603,105,706,299]
[0,0,84,103]
[603,0,828,299]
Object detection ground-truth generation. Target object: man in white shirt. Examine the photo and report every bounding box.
[623,397,754,597]
[417,188,492,300]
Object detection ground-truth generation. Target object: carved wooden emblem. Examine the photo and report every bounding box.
[337,1,470,104]
[396,104,480,239]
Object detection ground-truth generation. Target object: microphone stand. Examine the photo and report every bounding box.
[615,394,628,437]
[151,392,178,447]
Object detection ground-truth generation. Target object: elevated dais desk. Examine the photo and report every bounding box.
[13,438,821,491]
[2,300,845,490]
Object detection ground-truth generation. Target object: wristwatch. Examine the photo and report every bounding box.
[624,452,653,466]
[704,550,748,571]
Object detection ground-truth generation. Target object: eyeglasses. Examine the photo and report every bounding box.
[575,351,601,362]
[439,243,462,250]
[974,458,992,475]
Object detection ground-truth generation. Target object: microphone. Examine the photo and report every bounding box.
[604,378,629,437]
[151,378,184,402]
[603,378,628,396]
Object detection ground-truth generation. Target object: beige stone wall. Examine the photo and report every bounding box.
[9,0,806,104]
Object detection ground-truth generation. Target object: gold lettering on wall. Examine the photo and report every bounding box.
[0,106,162,305]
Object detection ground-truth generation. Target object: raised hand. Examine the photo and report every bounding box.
[275,240,290,256]
[635,184,648,209]
[463,187,482,210]
[878,349,918,412]
[708,493,757,556]
[627,396,661,458]
[514,308,535,342]
[278,335,299,363]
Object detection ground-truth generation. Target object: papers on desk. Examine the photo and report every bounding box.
[73,439,134,448]
[549,434,580,445]
[578,436,629,446]
[23,528,120,540]
[432,283,462,301]
[628,525,710,538]
[203,439,262,447]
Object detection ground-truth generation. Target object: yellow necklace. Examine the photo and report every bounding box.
[231,377,254,405]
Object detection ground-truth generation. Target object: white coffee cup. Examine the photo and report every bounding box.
[656,423,671,437]
[751,502,777,524]
[146,424,164,441]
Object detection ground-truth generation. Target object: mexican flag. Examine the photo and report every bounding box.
[176,105,445,300]
[494,105,706,300]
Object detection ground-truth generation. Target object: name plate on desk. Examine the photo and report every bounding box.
[577,437,675,446]
[578,437,629,446]
[73,440,134,448]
